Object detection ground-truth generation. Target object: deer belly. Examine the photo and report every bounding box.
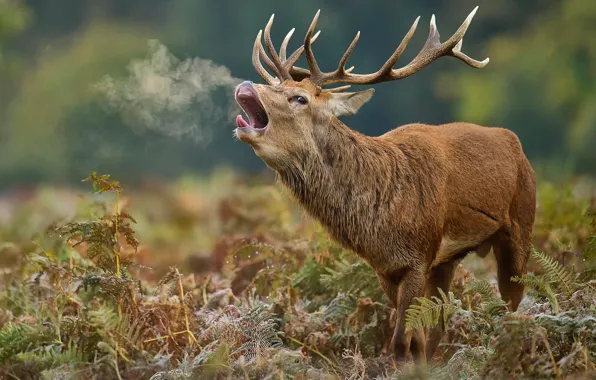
[434,235,491,265]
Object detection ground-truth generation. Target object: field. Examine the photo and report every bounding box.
[0,169,594,379]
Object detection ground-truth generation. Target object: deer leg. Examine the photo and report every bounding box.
[384,266,426,364]
[494,222,531,311]
[424,259,461,361]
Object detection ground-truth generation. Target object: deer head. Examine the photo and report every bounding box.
[234,7,488,168]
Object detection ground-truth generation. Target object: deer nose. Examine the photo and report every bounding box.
[236,81,253,92]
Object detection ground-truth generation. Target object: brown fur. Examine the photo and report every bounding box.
[234,78,536,363]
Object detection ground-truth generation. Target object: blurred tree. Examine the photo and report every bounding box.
[438,0,596,176]
[0,21,150,184]
[0,0,29,118]
[0,0,593,188]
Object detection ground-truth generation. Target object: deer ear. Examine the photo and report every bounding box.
[327,89,375,116]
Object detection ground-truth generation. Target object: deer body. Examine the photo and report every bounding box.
[234,7,536,363]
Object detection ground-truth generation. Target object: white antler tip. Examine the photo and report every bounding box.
[430,14,436,27]
[467,6,479,23]
[482,57,490,65]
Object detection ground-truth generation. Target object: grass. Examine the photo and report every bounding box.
[0,169,594,379]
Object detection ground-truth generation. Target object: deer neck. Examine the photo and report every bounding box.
[276,118,399,251]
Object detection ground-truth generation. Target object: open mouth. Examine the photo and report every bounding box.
[235,82,269,130]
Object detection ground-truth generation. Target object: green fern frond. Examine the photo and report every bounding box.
[405,289,459,333]
[291,260,327,298]
[512,273,560,313]
[464,279,496,300]
[89,305,121,338]
[323,293,357,322]
[13,341,84,375]
[532,249,576,296]
[464,280,508,316]
[320,260,384,301]
[0,322,57,362]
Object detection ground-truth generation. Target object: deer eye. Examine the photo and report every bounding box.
[291,96,308,105]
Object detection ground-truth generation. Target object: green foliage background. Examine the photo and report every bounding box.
[0,0,594,188]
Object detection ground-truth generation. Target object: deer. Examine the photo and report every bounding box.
[232,7,536,364]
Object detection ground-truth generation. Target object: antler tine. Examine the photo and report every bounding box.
[258,41,278,77]
[279,28,296,62]
[285,30,320,69]
[264,14,292,80]
[322,85,352,93]
[451,39,489,68]
[252,30,280,85]
[336,31,360,75]
[303,10,323,79]
[377,16,420,75]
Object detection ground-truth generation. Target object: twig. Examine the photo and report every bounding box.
[114,341,123,380]
[203,274,211,306]
[175,267,199,348]
[114,190,122,320]
[541,334,560,378]
[287,336,338,368]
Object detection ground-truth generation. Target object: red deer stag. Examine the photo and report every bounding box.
[233,7,536,363]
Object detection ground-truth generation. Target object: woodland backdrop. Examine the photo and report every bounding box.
[0,0,594,189]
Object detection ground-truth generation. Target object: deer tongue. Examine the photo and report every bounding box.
[236,114,250,128]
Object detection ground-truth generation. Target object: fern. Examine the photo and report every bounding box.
[511,273,560,313]
[405,288,459,332]
[464,280,508,316]
[323,293,357,322]
[9,341,84,378]
[0,322,57,362]
[320,259,384,301]
[232,304,283,360]
[464,279,496,300]
[89,305,121,336]
[532,248,576,296]
[291,260,327,298]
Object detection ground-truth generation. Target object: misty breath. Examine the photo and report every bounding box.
[95,40,243,143]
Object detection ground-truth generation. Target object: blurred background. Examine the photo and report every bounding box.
[0,0,595,190]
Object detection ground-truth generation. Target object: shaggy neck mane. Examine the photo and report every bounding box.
[275,117,402,253]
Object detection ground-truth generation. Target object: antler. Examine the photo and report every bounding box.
[252,14,322,85]
[252,7,488,90]
[302,7,489,88]
[252,13,355,86]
